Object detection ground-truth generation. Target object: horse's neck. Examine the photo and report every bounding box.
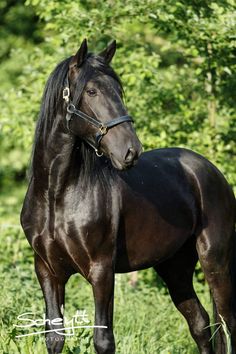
[32,114,76,192]
[32,113,115,197]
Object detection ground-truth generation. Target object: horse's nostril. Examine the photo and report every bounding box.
[125,147,136,163]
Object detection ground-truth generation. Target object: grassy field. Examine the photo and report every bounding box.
[0,183,212,354]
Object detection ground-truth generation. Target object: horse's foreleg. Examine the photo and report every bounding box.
[35,253,66,354]
[89,262,115,354]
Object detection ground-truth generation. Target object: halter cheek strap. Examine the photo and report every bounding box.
[62,80,133,156]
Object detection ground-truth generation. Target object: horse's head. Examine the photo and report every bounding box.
[64,39,142,170]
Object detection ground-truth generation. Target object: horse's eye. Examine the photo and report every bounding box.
[86,89,97,97]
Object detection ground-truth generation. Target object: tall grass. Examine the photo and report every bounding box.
[219,315,232,354]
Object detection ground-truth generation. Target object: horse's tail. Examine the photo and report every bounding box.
[231,228,236,317]
[212,227,236,351]
[231,196,236,317]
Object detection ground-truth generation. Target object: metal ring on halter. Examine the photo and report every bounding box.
[95,149,103,157]
[67,103,76,114]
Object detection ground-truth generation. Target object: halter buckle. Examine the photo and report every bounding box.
[63,87,70,102]
[100,125,108,135]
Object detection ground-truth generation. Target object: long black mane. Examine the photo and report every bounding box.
[29,53,123,179]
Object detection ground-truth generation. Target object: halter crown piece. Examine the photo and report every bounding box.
[62,76,133,157]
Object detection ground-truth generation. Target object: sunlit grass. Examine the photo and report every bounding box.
[219,315,232,354]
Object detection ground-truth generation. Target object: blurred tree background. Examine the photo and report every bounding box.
[0,1,235,352]
[0,0,235,191]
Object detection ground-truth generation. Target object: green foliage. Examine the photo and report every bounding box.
[0,0,235,192]
[0,0,42,89]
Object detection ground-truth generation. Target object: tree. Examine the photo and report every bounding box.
[0,0,235,191]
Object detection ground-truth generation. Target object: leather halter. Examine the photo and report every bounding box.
[62,76,133,156]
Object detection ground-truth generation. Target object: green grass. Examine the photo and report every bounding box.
[0,183,212,354]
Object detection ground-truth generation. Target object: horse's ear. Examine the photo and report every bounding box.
[99,40,116,64]
[70,39,88,67]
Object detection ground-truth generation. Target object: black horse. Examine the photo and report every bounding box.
[21,39,236,354]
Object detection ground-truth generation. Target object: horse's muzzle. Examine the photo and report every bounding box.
[110,144,142,170]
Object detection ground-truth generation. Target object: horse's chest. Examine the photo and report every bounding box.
[50,188,115,238]
[29,197,116,276]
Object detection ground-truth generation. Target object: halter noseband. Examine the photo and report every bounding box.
[62,77,133,157]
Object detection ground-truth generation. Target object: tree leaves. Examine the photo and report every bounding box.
[0,0,235,192]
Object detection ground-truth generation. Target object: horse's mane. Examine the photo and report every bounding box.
[34,57,71,147]
[29,52,123,180]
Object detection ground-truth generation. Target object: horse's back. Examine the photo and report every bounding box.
[119,146,235,241]
[121,147,235,211]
